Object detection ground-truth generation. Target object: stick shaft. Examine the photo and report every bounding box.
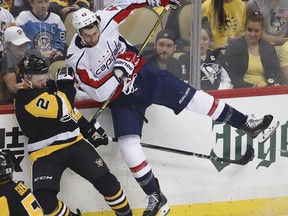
[90,84,120,124]
[108,137,254,165]
[138,6,170,54]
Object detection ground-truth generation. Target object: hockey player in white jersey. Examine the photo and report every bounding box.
[65,1,278,215]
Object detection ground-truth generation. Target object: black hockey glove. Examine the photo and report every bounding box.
[55,66,74,88]
[81,122,109,148]
[113,52,139,82]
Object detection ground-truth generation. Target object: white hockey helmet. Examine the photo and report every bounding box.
[72,8,99,32]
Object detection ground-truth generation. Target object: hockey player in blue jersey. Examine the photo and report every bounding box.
[66,1,278,216]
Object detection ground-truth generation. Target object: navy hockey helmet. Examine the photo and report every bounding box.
[19,55,48,77]
[0,151,14,181]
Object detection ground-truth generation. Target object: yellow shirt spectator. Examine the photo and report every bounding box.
[202,0,246,48]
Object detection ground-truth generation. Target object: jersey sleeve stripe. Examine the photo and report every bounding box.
[112,3,148,24]
[77,68,114,89]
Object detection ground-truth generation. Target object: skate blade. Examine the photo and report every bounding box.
[257,120,280,144]
[157,203,170,216]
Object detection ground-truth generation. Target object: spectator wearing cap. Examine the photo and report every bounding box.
[0,26,42,103]
[145,29,186,80]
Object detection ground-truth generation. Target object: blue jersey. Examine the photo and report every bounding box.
[16,11,66,51]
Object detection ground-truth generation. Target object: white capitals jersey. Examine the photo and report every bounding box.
[66,0,151,103]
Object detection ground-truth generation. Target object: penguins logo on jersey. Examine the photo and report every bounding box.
[34,31,54,50]
[200,62,222,84]
[95,158,104,167]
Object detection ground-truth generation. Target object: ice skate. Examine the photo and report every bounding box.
[240,114,279,143]
[142,191,170,216]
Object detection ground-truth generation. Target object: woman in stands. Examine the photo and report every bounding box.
[202,0,246,49]
[225,11,284,88]
[179,18,232,90]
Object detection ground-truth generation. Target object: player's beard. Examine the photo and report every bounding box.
[87,39,99,47]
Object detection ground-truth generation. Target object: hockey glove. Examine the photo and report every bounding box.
[113,52,140,82]
[82,122,109,148]
[55,66,74,88]
[147,0,180,8]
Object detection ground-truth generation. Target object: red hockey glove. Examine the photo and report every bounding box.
[81,122,109,148]
[147,0,180,8]
[113,52,140,82]
[160,0,180,7]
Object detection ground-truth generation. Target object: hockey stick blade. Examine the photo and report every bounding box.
[108,137,255,165]
[257,120,279,144]
[228,146,255,165]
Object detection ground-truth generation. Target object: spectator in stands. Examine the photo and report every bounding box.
[0,0,13,12]
[0,0,31,17]
[278,40,288,84]
[202,0,246,49]
[0,7,15,61]
[179,18,232,90]
[246,0,288,45]
[145,29,188,80]
[0,26,42,103]
[49,0,91,21]
[225,11,284,88]
[16,0,66,62]
[8,0,31,17]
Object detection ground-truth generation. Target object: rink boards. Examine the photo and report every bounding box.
[1,88,288,216]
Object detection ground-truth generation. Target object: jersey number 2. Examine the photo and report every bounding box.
[36,98,50,110]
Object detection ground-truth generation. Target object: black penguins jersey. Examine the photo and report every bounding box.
[0,181,43,216]
[200,49,231,90]
[14,81,83,163]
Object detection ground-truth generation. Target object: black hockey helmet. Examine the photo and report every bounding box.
[0,151,14,182]
[18,54,48,77]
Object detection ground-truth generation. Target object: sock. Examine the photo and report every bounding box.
[94,173,132,216]
[118,135,159,195]
[186,90,247,128]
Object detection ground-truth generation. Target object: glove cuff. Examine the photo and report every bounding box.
[113,69,125,83]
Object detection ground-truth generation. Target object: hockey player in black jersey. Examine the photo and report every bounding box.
[0,151,44,216]
[14,55,133,216]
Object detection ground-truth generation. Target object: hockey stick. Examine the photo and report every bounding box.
[90,85,120,124]
[108,137,255,165]
[90,6,170,124]
[138,5,170,54]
